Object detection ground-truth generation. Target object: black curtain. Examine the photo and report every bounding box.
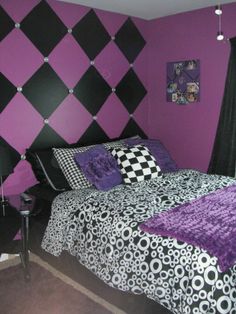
[208,37,236,177]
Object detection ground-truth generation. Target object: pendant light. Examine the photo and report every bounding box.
[215,4,224,41]
[215,4,222,15]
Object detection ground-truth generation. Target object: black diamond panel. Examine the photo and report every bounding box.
[116,69,147,113]
[0,137,21,182]
[74,66,111,115]
[30,125,68,151]
[0,6,14,41]
[73,9,110,60]
[22,63,68,118]
[77,121,109,146]
[120,119,147,139]
[115,18,146,63]
[20,1,67,56]
[0,73,16,113]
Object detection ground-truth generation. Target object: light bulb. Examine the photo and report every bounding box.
[217,31,224,41]
[215,5,222,15]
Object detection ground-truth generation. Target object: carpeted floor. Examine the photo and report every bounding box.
[0,255,125,314]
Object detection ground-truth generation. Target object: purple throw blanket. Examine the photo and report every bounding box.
[140,184,236,272]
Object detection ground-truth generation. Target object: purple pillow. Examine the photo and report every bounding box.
[74,145,122,191]
[125,138,178,173]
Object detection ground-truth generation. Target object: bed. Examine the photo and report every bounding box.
[26,138,236,314]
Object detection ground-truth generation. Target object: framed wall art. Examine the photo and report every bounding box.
[167,59,200,104]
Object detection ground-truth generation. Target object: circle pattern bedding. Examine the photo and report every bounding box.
[42,169,236,314]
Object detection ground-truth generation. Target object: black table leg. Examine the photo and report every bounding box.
[20,213,30,281]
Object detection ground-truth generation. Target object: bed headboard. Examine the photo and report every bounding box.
[28,119,147,151]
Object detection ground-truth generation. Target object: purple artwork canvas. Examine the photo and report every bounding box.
[166,59,200,104]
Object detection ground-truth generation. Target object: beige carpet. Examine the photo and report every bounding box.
[0,254,126,314]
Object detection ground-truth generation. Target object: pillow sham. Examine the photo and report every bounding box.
[74,145,122,191]
[110,145,162,184]
[125,138,178,173]
[53,137,137,190]
[53,146,93,190]
[26,149,70,191]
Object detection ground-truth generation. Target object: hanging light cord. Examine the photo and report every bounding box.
[219,13,222,33]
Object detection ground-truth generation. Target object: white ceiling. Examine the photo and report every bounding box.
[58,0,235,20]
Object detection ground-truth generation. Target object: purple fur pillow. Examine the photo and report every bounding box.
[125,138,178,173]
[74,145,122,191]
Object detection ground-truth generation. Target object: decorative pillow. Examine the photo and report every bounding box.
[26,149,70,191]
[53,147,93,190]
[74,145,122,191]
[125,138,178,173]
[53,137,135,189]
[110,145,162,184]
[26,136,141,191]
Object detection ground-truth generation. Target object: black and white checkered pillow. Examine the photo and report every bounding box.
[53,140,129,190]
[111,145,161,184]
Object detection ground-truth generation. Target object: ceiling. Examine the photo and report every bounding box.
[58,0,235,20]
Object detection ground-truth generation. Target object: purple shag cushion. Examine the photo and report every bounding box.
[125,138,178,173]
[74,145,122,191]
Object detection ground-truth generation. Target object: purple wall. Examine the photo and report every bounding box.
[147,3,236,172]
[1,0,236,195]
[0,0,148,194]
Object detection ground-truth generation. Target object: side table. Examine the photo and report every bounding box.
[1,194,35,281]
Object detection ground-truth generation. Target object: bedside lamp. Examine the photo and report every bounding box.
[0,146,14,216]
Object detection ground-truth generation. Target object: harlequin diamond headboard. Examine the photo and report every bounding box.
[0,0,148,193]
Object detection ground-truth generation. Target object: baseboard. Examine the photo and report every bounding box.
[0,254,20,270]
[0,254,9,262]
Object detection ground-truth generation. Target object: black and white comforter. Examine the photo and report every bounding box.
[42,170,236,314]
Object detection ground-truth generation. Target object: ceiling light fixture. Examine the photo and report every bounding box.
[215,4,224,41]
[217,30,224,41]
[215,4,222,15]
